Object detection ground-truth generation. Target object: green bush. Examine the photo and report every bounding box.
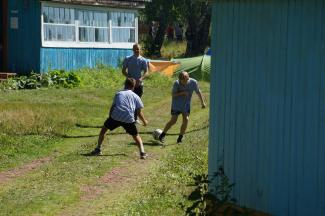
[0,70,81,91]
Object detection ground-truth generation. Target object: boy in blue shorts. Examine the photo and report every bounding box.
[159,71,206,143]
[90,78,148,159]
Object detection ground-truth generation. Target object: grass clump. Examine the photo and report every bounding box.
[75,64,124,89]
[160,40,187,59]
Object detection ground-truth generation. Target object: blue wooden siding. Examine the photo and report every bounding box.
[7,0,41,73]
[0,2,3,70]
[40,48,132,72]
[208,0,325,215]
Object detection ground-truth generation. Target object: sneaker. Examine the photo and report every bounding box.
[140,152,147,159]
[177,136,183,143]
[89,148,102,156]
[135,120,142,125]
[158,133,165,143]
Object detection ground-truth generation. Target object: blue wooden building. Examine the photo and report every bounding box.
[208,0,324,215]
[0,0,148,74]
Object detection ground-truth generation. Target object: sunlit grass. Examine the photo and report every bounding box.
[160,40,187,59]
[0,67,210,215]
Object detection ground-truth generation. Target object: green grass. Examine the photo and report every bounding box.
[0,67,209,215]
[160,40,187,59]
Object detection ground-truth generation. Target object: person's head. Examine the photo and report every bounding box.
[125,78,136,90]
[133,43,141,57]
[178,71,189,85]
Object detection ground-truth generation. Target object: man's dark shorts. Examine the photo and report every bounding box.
[171,109,191,115]
[134,85,143,98]
[104,117,138,136]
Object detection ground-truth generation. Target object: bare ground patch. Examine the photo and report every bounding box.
[0,157,52,184]
[80,154,154,201]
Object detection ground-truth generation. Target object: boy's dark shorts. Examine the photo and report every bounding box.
[104,117,138,136]
[171,109,191,115]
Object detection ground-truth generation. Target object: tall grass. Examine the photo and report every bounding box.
[160,40,187,59]
[75,64,124,88]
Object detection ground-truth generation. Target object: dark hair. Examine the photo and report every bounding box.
[125,78,136,89]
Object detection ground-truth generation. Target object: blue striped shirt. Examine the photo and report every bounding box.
[122,55,148,81]
[110,90,144,123]
[171,78,200,112]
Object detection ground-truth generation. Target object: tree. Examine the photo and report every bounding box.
[142,0,174,57]
[182,1,211,57]
[142,0,211,57]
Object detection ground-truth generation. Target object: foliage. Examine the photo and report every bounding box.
[141,0,211,57]
[184,167,236,216]
[160,40,187,59]
[75,64,124,89]
[0,70,81,91]
[141,0,173,57]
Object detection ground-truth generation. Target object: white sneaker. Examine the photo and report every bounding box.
[135,120,142,125]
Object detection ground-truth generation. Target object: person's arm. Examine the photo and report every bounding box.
[173,91,188,97]
[197,90,206,108]
[122,66,128,77]
[139,60,149,81]
[136,109,148,126]
[122,58,128,77]
[172,81,188,97]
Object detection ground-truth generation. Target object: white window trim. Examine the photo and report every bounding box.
[41,1,138,49]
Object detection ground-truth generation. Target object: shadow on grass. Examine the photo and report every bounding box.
[75,123,209,134]
[55,124,209,139]
[128,140,164,147]
[80,153,128,157]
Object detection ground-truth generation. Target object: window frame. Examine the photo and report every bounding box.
[41,2,138,49]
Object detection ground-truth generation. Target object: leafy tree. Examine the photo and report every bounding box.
[142,0,211,57]
[180,1,211,57]
[142,0,173,57]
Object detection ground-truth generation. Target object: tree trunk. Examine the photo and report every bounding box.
[150,19,167,57]
[185,2,211,57]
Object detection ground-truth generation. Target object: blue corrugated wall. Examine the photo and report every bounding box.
[8,0,41,73]
[40,48,133,72]
[0,2,3,70]
[208,0,325,215]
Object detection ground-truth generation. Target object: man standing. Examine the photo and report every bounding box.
[90,78,148,159]
[159,71,206,143]
[122,43,149,98]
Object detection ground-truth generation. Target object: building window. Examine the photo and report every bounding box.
[111,11,135,43]
[78,10,109,42]
[43,6,75,41]
[41,3,137,48]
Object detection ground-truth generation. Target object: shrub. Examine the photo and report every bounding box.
[0,70,81,91]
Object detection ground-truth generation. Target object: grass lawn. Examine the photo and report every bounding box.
[0,69,210,215]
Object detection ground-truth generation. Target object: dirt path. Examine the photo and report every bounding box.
[0,157,52,184]
[58,153,160,216]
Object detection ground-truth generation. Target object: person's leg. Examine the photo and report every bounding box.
[91,117,118,155]
[159,114,178,142]
[123,123,146,159]
[134,85,143,98]
[177,113,189,143]
[132,134,145,154]
[133,86,143,124]
[96,127,109,149]
[163,115,178,133]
